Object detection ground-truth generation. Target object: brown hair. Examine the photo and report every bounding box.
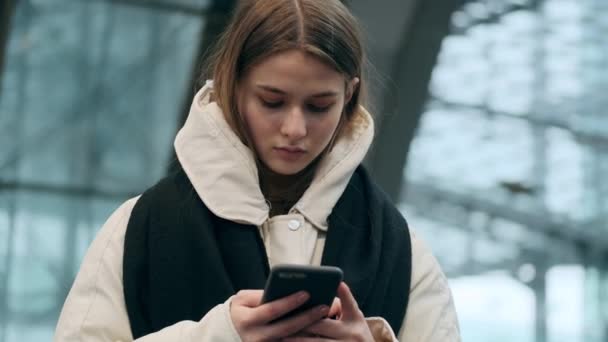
[204,0,368,215]
[206,0,367,143]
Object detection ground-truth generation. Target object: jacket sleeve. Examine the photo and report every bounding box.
[53,198,242,342]
[362,229,461,342]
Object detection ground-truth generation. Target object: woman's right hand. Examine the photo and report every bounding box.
[230,290,330,341]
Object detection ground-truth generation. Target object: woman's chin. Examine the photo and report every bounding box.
[265,161,307,176]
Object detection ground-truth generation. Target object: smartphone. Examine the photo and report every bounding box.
[261,264,343,320]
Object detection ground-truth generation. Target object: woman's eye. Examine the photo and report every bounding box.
[261,99,283,109]
[307,104,332,113]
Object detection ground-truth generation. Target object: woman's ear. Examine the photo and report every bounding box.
[345,77,360,104]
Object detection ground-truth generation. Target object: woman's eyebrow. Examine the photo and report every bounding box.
[256,84,338,98]
[310,91,338,98]
[257,85,286,94]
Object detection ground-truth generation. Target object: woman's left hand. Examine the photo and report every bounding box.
[282,282,374,342]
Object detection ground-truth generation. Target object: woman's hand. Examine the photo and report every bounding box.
[230,290,331,342]
[282,282,374,342]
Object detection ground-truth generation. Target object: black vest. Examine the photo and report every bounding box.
[123,166,412,338]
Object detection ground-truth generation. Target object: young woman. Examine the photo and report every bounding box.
[54,0,460,341]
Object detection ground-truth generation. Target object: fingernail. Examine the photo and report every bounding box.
[319,305,329,314]
[298,292,309,302]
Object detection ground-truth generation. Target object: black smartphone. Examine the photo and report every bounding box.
[261,264,343,320]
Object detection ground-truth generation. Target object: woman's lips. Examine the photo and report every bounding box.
[274,147,306,161]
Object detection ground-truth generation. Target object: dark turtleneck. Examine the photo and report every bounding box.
[258,158,319,217]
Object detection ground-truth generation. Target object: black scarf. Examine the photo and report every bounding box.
[123,165,412,338]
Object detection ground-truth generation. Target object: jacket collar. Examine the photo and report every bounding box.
[174,81,374,230]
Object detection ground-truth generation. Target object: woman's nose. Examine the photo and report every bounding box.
[280,107,307,139]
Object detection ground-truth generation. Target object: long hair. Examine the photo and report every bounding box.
[203,0,368,214]
[206,0,367,144]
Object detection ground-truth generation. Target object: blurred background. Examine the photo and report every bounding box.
[0,0,607,341]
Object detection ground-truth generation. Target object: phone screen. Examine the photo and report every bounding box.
[261,264,343,320]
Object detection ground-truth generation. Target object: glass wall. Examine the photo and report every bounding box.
[0,1,205,340]
[400,0,608,341]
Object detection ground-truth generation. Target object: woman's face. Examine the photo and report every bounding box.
[237,49,358,175]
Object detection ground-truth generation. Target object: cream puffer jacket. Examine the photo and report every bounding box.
[54,82,461,342]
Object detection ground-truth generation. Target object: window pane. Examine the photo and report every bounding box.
[0,0,204,340]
